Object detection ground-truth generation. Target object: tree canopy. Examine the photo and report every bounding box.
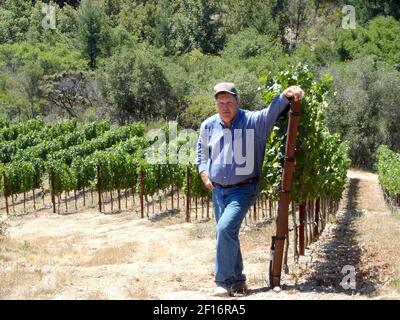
[0,0,399,167]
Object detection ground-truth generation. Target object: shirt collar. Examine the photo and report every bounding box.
[218,108,242,128]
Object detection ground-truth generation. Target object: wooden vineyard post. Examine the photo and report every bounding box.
[118,189,121,211]
[110,190,114,212]
[201,197,204,219]
[270,99,301,288]
[195,196,198,220]
[185,166,191,223]
[125,189,128,209]
[162,188,166,211]
[158,190,162,212]
[292,201,298,259]
[97,165,102,213]
[140,169,144,219]
[49,173,56,214]
[299,202,305,255]
[32,189,36,210]
[261,196,265,218]
[314,198,320,239]
[177,187,180,209]
[3,172,9,216]
[64,192,68,213]
[307,200,311,244]
[320,198,323,231]
[269,200,272,218]
[304,201,309,247]
[206,197,210,219]
[74,190,77,211]
[171,185,174,210]
[309,200,314,244]
[320,198,325,232]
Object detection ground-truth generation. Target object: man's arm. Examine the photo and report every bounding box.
[251,93,290,141]
[252,86,304,141]
[196,123,214,191]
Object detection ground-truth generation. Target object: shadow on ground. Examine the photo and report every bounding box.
[296,177,378,296]
[249,177,380,297]
[149,209,180,222]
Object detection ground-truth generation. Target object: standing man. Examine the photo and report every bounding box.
[196,82,304,296]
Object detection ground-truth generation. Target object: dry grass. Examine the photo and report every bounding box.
[0,264,76,299]
[0,236,138,299]
[1,232,137,267]
[85,242,136,266]
[0,266,42,298]
[0,238,41,261]
[356,212,400,294]
[149,209,185,228]
[2,169,399,300]
[349,169,400,296]
[240,221,275,253]
[126,281,153,299]
[0,236,67,299]
[348,169,388,213]
[184,215,275,291]
[0,236,80,266]
[187,220,215,239]
[86,291,109,300]
[0,218,9,238]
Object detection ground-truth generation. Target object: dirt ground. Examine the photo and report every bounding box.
[0,169,399,300]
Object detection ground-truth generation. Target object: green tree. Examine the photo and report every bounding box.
[0,0,32,44]
[0,42,86,119]
[334,16,400,66]
[103,0,123,27]
[0,8,15,44]
[225,68,264,110]
[326,56,400,168]
[178,94,215,129]
[98,49,177,123]
[39,71,94,118]
[26,1,80,43]
[349,0,400,23]
[222,28,283,61]
[76,0,108,69]
[221,0,279,36]
[118,0,157,43]
[57,3,79,37]
[154,0,225,55]
[27,1,60,45]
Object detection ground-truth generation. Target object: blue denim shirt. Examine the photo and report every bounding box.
[196,93,290,186]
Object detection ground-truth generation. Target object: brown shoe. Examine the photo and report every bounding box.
[231,282,248,294]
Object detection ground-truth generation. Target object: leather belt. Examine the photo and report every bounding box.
[213,177,259,188]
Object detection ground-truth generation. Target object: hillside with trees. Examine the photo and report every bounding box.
[0,0,399,168]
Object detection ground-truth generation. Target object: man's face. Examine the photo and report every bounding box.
[215,92,239,125]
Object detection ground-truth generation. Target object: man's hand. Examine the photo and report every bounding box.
[283,86,305,102]
[200,171,215,191]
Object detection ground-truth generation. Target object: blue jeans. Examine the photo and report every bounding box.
[212,182,259,287]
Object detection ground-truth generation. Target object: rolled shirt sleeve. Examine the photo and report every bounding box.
[251,93,290,141]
